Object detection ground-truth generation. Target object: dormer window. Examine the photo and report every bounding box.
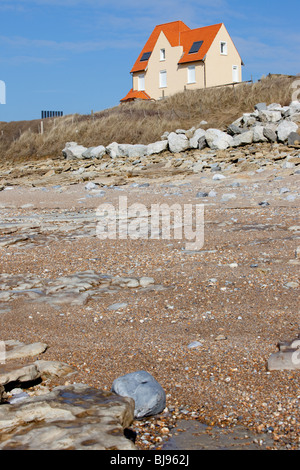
[140,51,151,62]
[220,41,227,55]
[188,41,203,54]
[160,48,166,61]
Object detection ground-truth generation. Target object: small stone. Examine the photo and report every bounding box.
[108,302,128,311]
[85,182,98,190]
[212,174,226,180]
[284,282,299,288]
[258,201,269,207]
[215,334,227,341]
[139,277,155,288]
[187,341,203,349]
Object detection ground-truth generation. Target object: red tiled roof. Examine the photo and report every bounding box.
[178,23,223,64]
[131,20,190,73]
[120,88,153,102]
[130,22,225,73]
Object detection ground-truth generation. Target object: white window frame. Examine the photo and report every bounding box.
[220,41,227,55]
[187,65,196,84]
[159,70,167,88]
[138,74,145,91]
[160,48,166,61]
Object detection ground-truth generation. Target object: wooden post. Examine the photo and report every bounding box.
[40,121,44,135]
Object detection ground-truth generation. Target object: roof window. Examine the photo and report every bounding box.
[188,41,203,54]
[140,51,152,61]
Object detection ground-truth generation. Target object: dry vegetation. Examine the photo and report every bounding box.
[0,75,297,164]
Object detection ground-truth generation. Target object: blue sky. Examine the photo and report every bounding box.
[0,0,299,122]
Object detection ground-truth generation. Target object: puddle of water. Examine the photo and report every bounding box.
[162,419,274,450]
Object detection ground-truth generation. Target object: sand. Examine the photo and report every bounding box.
[0,156,299,450]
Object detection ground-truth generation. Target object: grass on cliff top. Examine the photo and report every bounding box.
[0,74,297,164]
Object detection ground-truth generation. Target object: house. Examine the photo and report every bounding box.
[120,21,243,103]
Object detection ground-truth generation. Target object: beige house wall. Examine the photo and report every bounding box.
[204,23,242,87]
[132,24,242,100]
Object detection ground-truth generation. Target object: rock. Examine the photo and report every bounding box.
[267,336,300,371]
[253,126,268,143]
[267,103,283,112]
[254,103,267,111]
[242,113,257,127]
[5,342,48,361]
[0,364,41,388]
[192,161,203,173]
[227,123,243,136]
[187,341,203,349]
[222,193,236,201]
[34,360,77,380]
[284,100,300,117]
[0,384,136,450]
[263,127,277,142]
[276,121,298,142]
[232,130,254,147]
[127,145,148,158]
[212,173,226,180]
[161,131,169,140]
[82,145,106,159]
[146,140,168,155]
[196,191,208,198]
[289,112,300,122]
[282,160,295,169]
[108,302,128,311]
[284,281,299,288]
[189,129,206,149]
[85,182,98,190]
[168,132,190,153]
[258,201,269,207]
[139,276,155,288]
[62,142,88,160]
[259,110,282,123]
[106,142,120,159]
[279,187,290,194]
[111,370,166,419]
[288,132,300,146]
[205,129,233,150]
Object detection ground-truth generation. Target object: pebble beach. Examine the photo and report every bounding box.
[0,141,299,450]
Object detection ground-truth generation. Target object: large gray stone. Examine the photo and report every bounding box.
[189,128,206,149]
[127,144,148,158]
[82,145,106,159]
[106,142,120,159]
[263,127,277,142]
[277,121,298,142]
[259,110,282,123]
[62,142,88,160]
[146,140,168,155]
[253,126,268,143]
[227,123,243,136]
[205,129,233,150]
[284,100,300,117]
[112,370,166,419]
[168,132,190,153]
[288,132,300,145]
[254,103,267,111]
[232,130,254,147]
